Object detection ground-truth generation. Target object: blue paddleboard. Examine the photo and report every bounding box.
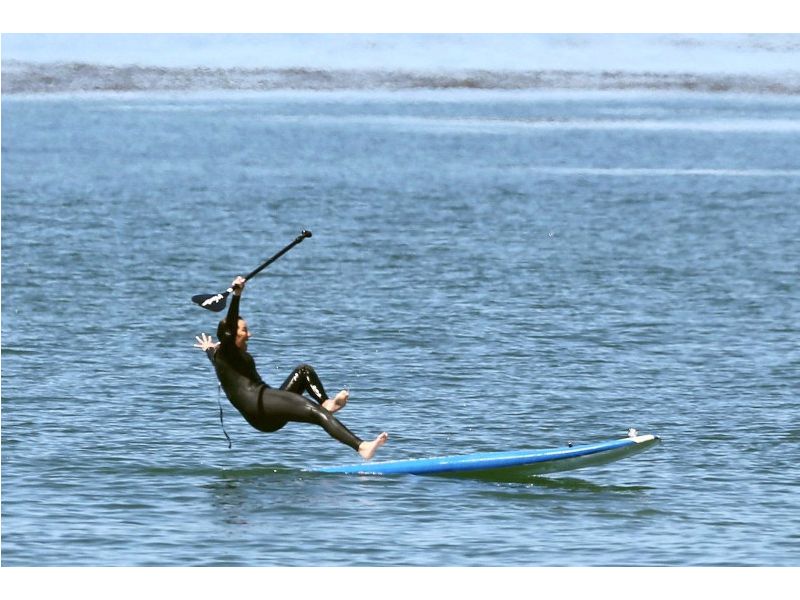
[314,433,660,478]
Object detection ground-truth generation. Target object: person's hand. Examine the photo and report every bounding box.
[194,333,219,351]
[231,276,246,296]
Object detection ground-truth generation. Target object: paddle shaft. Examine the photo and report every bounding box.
[192,230,312,310]
[241,230,312,283]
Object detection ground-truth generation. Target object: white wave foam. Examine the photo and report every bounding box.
[4,34,800,75]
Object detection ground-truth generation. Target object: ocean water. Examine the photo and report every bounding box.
[2,88,800,568]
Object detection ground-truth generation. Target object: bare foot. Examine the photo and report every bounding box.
[322,389,349,413]
[358,432,389,460]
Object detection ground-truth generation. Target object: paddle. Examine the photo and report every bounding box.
[192,229,313,312]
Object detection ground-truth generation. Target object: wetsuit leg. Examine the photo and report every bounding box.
[279,363,328,404]
[257,387,362,451]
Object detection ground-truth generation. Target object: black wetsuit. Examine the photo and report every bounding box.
[205,293,363,450]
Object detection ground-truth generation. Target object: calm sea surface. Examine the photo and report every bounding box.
[2,90,799,567]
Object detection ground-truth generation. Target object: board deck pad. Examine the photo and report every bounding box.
[313,434,660,478]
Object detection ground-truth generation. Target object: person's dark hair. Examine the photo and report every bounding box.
[217,316,244,340]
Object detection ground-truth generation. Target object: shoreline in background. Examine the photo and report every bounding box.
[4,61,800,95]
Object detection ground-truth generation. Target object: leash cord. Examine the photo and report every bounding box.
[217,384,232,449]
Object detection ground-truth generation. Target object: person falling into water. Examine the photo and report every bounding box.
[194,276,389,459]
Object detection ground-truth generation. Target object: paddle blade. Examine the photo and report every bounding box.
[192,292,229,312]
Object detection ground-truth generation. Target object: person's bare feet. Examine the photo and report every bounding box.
[358,432,389,460]
[322,389,349,413]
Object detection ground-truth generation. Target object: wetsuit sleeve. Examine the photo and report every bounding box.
[205,346,217,364]
[218,293,241,348]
